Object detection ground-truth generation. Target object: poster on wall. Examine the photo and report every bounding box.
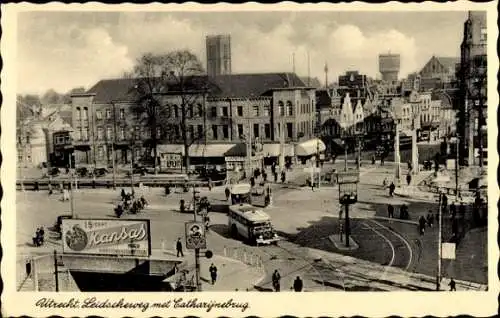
[61,219,151,257]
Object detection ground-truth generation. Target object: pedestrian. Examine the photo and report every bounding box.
[371,155,376,165]
[426,212,434,228]
[408,161,412,172]
[449,278,457,291]
[121,188,126,201]
[281,171,286,184]
[209,263,218,285]
[388,204,394,218]
[208,178,213,191]
[48,183,53,196]
[450,202,456,218]
[382,178,388,189]
[225,187,231,201]
[176,238,184,257]
[381,156,385,166]
[400,204,409,220]
[263,171,268,182]
[271,162,276,175]
[389,182,395,197]
[274,171,278,183]
[418,215,426,235]
[406,174,412,186]
[250,176,255,187]
[272,269,281,292]
[293,276,303,292]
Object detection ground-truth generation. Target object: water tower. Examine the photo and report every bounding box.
[379,53,400,82]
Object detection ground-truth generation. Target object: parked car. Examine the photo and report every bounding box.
[93,168,108,178]
[76,167,89,178]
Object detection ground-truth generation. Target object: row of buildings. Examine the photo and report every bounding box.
[17,11,486,171]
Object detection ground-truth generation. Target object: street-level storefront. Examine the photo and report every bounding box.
[225,143,264,183]
[261,143,294,167]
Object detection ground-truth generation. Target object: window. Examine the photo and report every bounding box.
[82,128,89,140]
[211,107,217,118]
[212,125,218,139]
[119,109,125,119]
[253,124,260,138]
[97,127,104,140]
[189,104,194,118]
[263,105,270,116]
[237,124,244,138]
[135,126,141,140]
[95,111,102,120]
[222,125,229,139]
[135,148,141,160]
[97,146,104,160]
[237,106,243,116]
[74,129,81,141]
[105,109,111,119]
[278,101,284,116]
[120,127,125,140]
[173,105,179,118]
[106,127,113,140]
[189,125,194,138]
[83,107,89,120]
[480,27,487,44]
[286,101,293,116]
[197,125,203,138]
[286,123,293,139]
[76,107,81,120]
[174,126,180,138]
[197,104,203,117]
[156,127,162,139]
[253,105,260,117]
[264,124,271,139]
[222,107,228,117]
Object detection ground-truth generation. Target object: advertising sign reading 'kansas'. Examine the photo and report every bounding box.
[62,219,151,257]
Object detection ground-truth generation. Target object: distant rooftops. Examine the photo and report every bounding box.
[86,72,309,103]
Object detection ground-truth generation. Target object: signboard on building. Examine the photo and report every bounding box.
[160,152,183,169]
[61,219,151,257]
[185,221,206,249]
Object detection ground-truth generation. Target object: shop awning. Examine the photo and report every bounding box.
[157,144,185,156]
[189,144,235,157]
[295,138,326,156]
[262,144,294,157]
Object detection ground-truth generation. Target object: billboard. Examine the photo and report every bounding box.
[62,219,151,257]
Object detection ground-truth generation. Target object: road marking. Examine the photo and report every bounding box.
[362,221,395,282]
[370,219,413,272]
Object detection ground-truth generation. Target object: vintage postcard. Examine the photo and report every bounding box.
[1,2,498,317]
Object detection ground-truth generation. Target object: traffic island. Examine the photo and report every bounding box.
[328,234,359,251]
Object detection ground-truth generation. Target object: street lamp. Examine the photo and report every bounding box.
[337,171,359,247]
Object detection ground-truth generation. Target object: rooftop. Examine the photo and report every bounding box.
[87,73,307,104]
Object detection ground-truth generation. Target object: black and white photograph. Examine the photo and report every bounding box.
[1,2,497,317]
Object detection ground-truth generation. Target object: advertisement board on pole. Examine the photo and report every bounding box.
[441,242,456,260]
[61,219,151,257]
[185,221,206,249]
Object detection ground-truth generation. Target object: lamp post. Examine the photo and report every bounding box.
[129,128,135,194]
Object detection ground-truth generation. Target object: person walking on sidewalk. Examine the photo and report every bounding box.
[281,171,286,184]
[387,204,394,218]
[418,215,426,235]
[389,182,395,197]
[449,278,457,291]
[272,269,281,292]
[176,238,184,257]
[209,263,218,285]
[293,276,303,292]
[406,174,412,186]
[225,187,231,201]
[426,212,434,228]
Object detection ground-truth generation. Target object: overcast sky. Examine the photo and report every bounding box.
[17,10,469,95]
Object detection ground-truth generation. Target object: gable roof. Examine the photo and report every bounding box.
[87,73,307,103]
[435,57,460,70]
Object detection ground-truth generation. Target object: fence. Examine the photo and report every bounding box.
[16,253,78,292]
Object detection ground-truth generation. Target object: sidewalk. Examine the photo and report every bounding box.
[172,250,265,291]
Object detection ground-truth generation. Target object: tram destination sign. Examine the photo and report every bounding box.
[337,171,360,184]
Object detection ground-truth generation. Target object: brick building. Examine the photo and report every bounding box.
[70,73,317,168]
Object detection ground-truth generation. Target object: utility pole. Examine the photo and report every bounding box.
[246,118,252,180]
[70,173,76,219]
[53,250,59,292]
[394,121,401,182]
[455,138,459,199]
[316,139,320,188]
[344,204,350,247]
[192,186,202,292]
[344,139,348,172]
[279,116,285,173]
[357,137,361,171]
[436,192,442,291]
[111,101,117,190]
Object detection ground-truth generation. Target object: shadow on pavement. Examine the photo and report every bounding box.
[210,224,231,240]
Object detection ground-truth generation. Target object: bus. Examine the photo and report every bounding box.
[230,183,270,207]
[228,203,280,245]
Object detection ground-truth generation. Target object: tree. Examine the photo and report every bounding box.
[128,50,208,172]
[41,89,64,105]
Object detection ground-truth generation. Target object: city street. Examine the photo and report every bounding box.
[17,161,487,292]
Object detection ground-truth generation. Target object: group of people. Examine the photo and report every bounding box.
[272,270,303,292]
[114,189,148,217]
[32,227,45,247]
